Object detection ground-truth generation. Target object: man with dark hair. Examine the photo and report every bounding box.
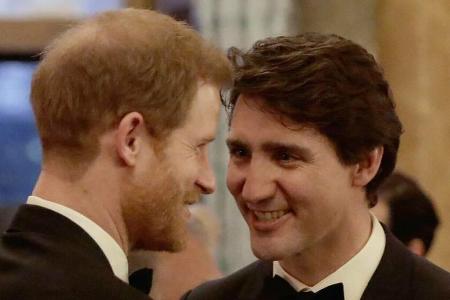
[183,33,450,300]
[0,8,231,299]
[373,172,440,257]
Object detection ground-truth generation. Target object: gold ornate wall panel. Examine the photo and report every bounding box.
[378,0,450,270]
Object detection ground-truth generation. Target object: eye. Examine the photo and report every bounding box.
[273,150,299,167]
[196,143,208,155]
[229,146,249,159]
[275,151,292,161]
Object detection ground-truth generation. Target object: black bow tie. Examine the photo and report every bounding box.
[272,275,344,300]
[128,268,153,295]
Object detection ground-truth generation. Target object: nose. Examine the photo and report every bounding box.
[237,159,276,203]
[195,157,216,194]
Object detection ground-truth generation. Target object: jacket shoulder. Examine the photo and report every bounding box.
[363,227,450,300]
[411,254,450,298]
[183,260,271,300]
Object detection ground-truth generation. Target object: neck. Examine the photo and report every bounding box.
[280,208,372,286]
[32,163,130,254]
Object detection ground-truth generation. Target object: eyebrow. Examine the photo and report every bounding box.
[261,142,314,161]
[226,138,246,149]
[226,139,314,161]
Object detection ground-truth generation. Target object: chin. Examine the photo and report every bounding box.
[132,230,187,252]
[251,233,304,261]
[251,240,284,261]
[159,230,188,253]
[130,216,188,251]
[163,238,187,253]
[252,248,285,261]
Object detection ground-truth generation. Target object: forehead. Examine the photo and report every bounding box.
[172,82,221,137]
[229,97,321,141]
[189,82,221,118]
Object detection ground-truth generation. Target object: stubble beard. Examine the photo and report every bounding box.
[122,164,200,252]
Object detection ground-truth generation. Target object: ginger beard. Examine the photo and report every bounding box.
[121,157,200,252]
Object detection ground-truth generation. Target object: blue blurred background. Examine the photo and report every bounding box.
[0,0,123,205]
[0,61,40,204]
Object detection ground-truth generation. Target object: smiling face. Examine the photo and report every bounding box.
[124,82,221,252]
[226,96,369,262]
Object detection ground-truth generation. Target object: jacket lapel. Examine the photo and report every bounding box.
[237,260,277,300]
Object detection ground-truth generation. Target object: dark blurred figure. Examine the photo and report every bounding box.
[372,172,439,256]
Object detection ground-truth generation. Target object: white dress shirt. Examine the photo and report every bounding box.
[27,196,129,282]
[273,214,386,300]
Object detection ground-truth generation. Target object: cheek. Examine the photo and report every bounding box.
[278,173,326,212]
[277,173,308,198]
[169,157,195,184]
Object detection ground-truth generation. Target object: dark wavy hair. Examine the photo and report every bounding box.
[226,33,403,207]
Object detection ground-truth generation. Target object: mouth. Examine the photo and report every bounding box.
[182,204,192,219]
[247,208,291,232]
[182,194,200,219]
[253,209,289,222]
[183,191,201,206]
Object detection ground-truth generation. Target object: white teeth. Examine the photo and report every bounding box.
[254,210,288,221]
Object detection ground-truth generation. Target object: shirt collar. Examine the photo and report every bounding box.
[27,196,129,282]
[273,214,386,300]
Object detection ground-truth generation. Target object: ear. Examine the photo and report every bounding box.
[115,112,146,167]
[352,146,384,188]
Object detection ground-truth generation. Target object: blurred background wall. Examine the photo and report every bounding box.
[0,0,448,271]
[377,0,450,270]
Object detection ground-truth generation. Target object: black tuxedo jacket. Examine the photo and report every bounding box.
[0,204,150,300]
[0,206,17,232]
[183,228,450,300]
